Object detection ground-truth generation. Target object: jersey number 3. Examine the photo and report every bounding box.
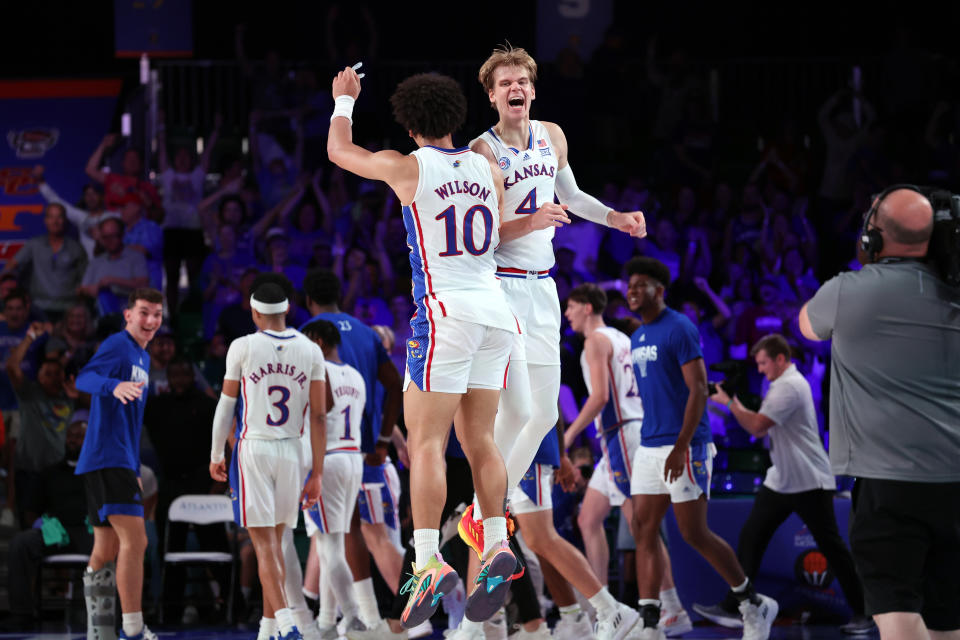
[266,385,291,426]
[436,205,494,257]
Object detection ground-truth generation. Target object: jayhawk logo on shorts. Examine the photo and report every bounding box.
[407,339,424,359]
[498,156,510,170]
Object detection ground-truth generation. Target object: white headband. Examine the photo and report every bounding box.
[250,296,289,314]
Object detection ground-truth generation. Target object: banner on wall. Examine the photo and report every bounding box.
[0,79,122,263]
[114,0,193,58]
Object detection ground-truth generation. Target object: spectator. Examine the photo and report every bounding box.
[4,415,91,630]
[0,288,34,516]
[259,228,306,291]
[2,202,87,322]
[199,224,246,340]
[45,303,96,364]
[33,165,110,258]
[120,194,164,291]
[157,112,221,313]
[143,355,225,622]
[7,322,76,529]
[146,327,214,398]
[78,218,149,316]
[84,134,162,219]
[215,268,258,345]
[250,109,303,210]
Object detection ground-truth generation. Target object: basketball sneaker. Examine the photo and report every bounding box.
[660,607,693,636]
[464,541,517,622]
[594,601,640,640]
[513,621,552,638]
[553,611,594,640]
[457,504,484,559]
[739,594,778,640]
[442,623,485,639]
[400,553,460,629]
[118,628,158,640]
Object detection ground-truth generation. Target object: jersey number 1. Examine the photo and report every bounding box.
[436,205,494,257]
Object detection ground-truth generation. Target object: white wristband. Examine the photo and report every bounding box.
[330,95,356,124]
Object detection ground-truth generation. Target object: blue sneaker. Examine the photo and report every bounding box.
[279,626,304,640]
[118,626,158,640]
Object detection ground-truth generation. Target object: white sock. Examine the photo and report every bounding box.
[121,612,143,637]
[302,587,318,601]
[588,587,618,618]
[659,587,682,612]
[559,603,583,621]
[732,578,749,593]
[275,607,296,635]
[413,528,439,570]
[353,578,380,626]
[293,608,314,633]
[482,517,507,555]
[638,598,661,609]
[471,495,483,520]
[257,617,277,640]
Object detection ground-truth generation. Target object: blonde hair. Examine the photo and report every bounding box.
[478,44,538,93]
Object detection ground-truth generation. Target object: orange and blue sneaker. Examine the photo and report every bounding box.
[458,505,519,561]
[464,540,517,622]
[399,552,460,629]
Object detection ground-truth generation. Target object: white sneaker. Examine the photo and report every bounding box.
[739,594,778,640]
[513,621,552,638]
[408,619,433,639]
[317,624,340,640]
[660,608,693,637]
[442,623,485,639]
[625,626,666,640]
[296,612,322,640]
[553,612,595,640]
[347,619,407,639]
[595,602,640,640]
[483,608,508,640]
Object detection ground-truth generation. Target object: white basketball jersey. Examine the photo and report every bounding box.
[225,329,326,441]
[581,327,644,433]
[403,145,517,333]
[324,361,366,453]
[473,121,559,271]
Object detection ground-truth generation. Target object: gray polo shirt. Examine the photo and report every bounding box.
[13,235,87,312]
[807,261,960,482]
[81,246,148,296]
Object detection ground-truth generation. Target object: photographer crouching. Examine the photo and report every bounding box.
[694,334,870,634]
[800,186,960,640]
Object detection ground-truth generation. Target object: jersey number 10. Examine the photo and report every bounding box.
[436,205,494,257]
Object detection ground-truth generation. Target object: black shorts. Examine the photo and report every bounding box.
[162,228,207,261]
[850,478,960,631]
[83,468,144,527]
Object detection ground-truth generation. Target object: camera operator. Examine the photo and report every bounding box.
[799,187,960,640]
[695,333,870,634]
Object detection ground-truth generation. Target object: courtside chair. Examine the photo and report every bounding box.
[37,552,91,625]
[159,494,238,624]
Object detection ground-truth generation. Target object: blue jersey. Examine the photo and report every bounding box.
[75,330,151,474]
[630,307,712,448]
[300,312,389,453]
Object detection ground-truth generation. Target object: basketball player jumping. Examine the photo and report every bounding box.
[327,66,569,627]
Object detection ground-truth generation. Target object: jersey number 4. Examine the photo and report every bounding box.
[436,205,494,257]
[515,188,537,215]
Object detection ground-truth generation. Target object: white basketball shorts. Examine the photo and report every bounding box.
[304,452,363,536]
[230,437,302,528]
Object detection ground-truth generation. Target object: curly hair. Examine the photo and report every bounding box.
[390,73,467,140]
[478,44,538,93]
[624,256,672,289]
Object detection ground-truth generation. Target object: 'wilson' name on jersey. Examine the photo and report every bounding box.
[433,180,492,202]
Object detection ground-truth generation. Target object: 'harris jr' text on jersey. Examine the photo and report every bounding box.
[630,308,712,448]
[402,145,517,334]
[474,121,559,272]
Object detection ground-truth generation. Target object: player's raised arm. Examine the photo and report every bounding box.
[542,121,646,237]
[327,66,419,204]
